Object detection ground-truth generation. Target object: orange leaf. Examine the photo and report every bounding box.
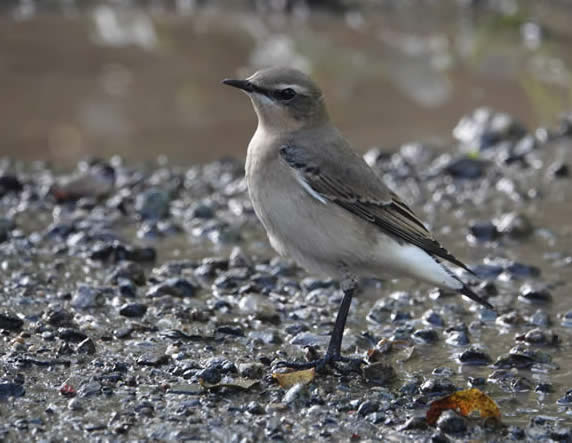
[427,388,501,425]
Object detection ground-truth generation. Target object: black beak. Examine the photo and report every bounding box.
[222,79,253,92]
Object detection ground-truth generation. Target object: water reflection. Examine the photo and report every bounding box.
[0,0,570,166]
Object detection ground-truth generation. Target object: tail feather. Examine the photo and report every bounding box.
[459,284,494,310]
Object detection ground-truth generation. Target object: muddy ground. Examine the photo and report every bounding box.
[1,107,572,441]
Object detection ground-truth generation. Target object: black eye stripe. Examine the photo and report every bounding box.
[249,83,297,101]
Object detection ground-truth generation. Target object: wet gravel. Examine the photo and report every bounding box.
[1,108,572,441]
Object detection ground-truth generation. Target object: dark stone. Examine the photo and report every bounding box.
[557,389,572,406]
[420,379,457,397]
[507,425,526,440]
[135,188,171,220]
[457,347,492,366]
[44,308,75,328]
[445,157,488,179]
[357,400,379,416]
[470,264,503,280]
[78,338,96,354]
[535,383,553,394]
[549,162,569,178]
[147,278,198,298]
[391,310,412,323]
[119,303,147,318]
[216,325,244,337]
[137,352,169,367]
[469,222,499,242]
[58,328,88,343]
[495,213,534,239]
[519,284,552,304]
[423,310,445,327]
[196,367,221,385]
[0,383,25,399]
[362,363,395,386]
[412,328,439,344]
[398,416,428,431]
[246,401,265,415]
[0,311,24,331]
[0,174,24,194]
[436,410,467,435]
[506,262,541,278]
[108,262,146,286]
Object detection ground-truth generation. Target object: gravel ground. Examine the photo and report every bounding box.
[1,108,572,441]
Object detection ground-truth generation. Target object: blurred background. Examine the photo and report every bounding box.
[1,0,571,167]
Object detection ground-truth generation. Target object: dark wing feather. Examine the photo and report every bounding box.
[280,144,475,275]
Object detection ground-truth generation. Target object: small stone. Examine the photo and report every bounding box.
[290,332,329,348]
[527,309,550,327]
[283,383,309,405]
[44,308,75,328]
[398,416,428,431]
[0,383,25,399]
[468,222,499,242]
[78,338,96,355]
[246,401,265,415]
[432,367,454,377]
[423,310,445,327]
[0,311,24,331]
[362,363,395,386]
[357,400,379,416]
[495,213,534,239]
[557,389,572,406]
[535,383,553,394]
[519,284,552,304]
[71,285,108,310]
[136,188,171,220]
[412,328,439,344]
[457,347,491,366]
[147,278,198,298]
[137,352,169,367]
[108,262,146,286]
[562,311,572,328]
[445,157,488,179]
[505,262,541,279]
[216,325,244,337]
[548,162,569,178]
[238,362,265,379]
[58,328,88,343]
[119,303,147,318]
[436,410,467,435]
[471,264,503,280]
[0,174,24,194]
[420,379,457,397]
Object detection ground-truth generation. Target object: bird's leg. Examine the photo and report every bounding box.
[275,277,364,373]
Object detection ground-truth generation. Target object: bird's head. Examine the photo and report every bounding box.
[223,66,329,132]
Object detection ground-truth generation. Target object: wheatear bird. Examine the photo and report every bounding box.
[223,67,492,370]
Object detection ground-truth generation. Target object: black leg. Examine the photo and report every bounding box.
[275,279,363,373]
[324,285,354,360]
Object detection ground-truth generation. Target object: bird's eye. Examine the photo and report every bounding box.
[274,88,296,101]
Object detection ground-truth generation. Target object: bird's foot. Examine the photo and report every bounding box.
[274,353,364,374]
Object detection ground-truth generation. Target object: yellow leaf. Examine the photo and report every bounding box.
[427,388,501,425]
[272,368,315,389]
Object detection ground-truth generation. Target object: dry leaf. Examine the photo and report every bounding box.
[199,377,259,391]
[427,388,501,425]
[272,368,315,389]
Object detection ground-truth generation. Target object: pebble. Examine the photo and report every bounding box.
[147,278,198,298]
[0,310,24,331]
[119,303,148,318]
[519,283,552,304]
[436,410,467,435]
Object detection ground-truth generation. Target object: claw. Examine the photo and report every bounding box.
[273,354,364,374]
